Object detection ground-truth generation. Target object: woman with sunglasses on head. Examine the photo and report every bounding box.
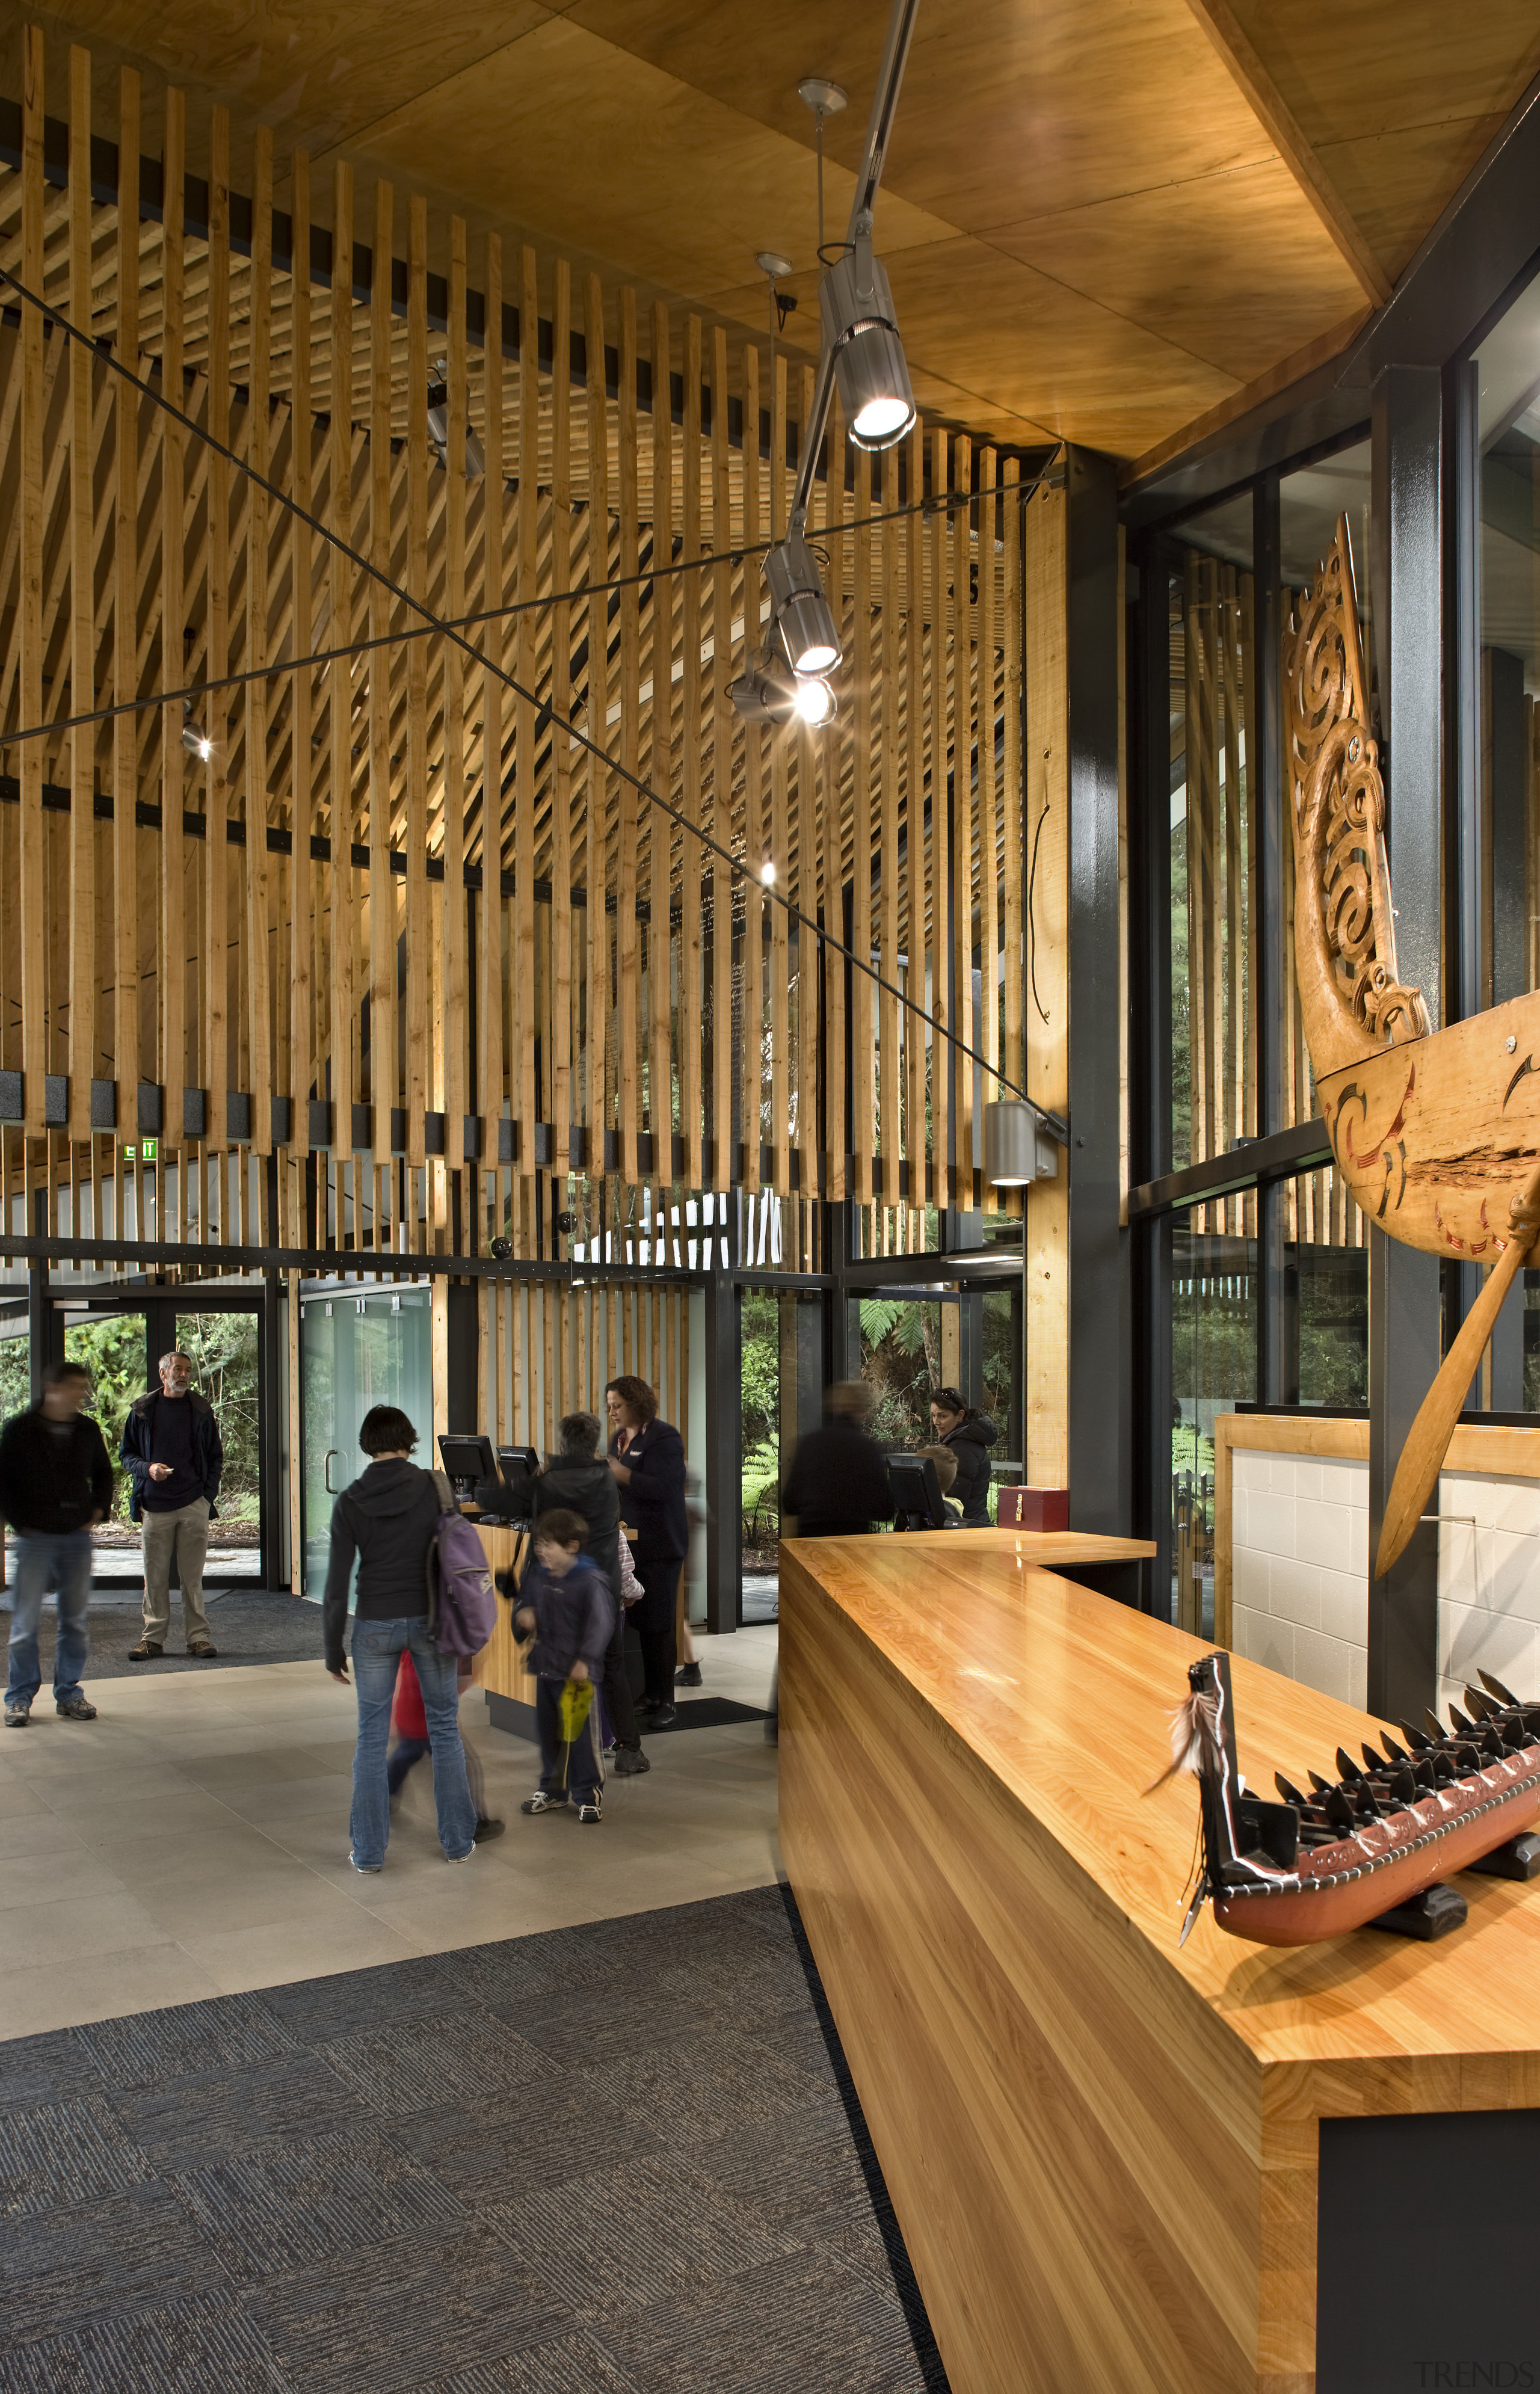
[926,1386,998,1527]
[605,1375,688,1729]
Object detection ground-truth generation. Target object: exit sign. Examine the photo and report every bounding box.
[122,1140,159,1162]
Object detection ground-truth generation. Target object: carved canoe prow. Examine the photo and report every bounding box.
[1284,516,1431,1077]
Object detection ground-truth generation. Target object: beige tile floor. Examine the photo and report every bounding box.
[0,1628,780,2040]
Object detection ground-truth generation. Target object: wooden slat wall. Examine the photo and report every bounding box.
[0,26,1048,1271]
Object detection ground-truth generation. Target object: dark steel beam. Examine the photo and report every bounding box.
[1367,365,1443,1720]
[1252,475,1293,1408]
[701,1270,741,1635]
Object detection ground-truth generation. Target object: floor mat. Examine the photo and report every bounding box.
[0,1885,951,2394]
[2,1589,325,1680]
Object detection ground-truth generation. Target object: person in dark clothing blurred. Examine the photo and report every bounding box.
[323,1404,476,1872]
[928,1386,999,1525]
[1,1359,114,1726]
[781,1381,892,1539]
[532,1411,648,1777]
[606,1375,687,1727]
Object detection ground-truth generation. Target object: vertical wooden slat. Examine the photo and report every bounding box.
[1001,457,1024,1124]
[584,275,610,1190]
[481,236,507,1175]
[879,465,901,1191]
[204,109,231,1149]
[67,46,94,1140]
[648,303,674,1184]
[405,194,430,1171]
[740,343,763,1196]
[158,87,185,1168]
[550,260,574,1172]
[617,287,641,1184]
[328,163,356,1171]
[950,434,974,1206]
[849,437,875,1201]
[905,421,926,1204]
[289,153,313,1164]
[443,216,469,1177]
[245,124,273,1156]
[514,246,540,1174]
[710,325,734,1192]
[680,315,704,1190]
[767,352,790,1196]
[368,179,395,1165]
[928,428,950,1202]
[818,385,846,1204]
[978,449,1000,1100]
[111,64,141,1125]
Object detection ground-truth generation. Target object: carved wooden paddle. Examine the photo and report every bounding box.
[1375,1154,1540,1578]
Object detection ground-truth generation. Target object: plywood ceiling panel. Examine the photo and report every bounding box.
[15,0,1540,463]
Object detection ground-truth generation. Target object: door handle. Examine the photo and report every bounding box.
[324,1448,340,1495]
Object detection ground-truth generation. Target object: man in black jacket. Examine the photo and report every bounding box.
[1,1359,114,1726]
[781,1381,893,1539]
[120,1351,224,1661]
[536,1411,648,1778]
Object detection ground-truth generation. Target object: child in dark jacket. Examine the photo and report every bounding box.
[514,1508,615,1823]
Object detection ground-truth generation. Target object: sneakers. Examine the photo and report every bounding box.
[520,1790,567,1815]
[128,1640,162,1663]
[446,1846,475,1864]
[55,1694,97,1720]
[4,1697,29,1728]
[613,1746,651,1775]
[648,1702,678,1729]
[349,1851,383,1873]
[472,1816,506,1842]
[576,1802,602,1825]
[676,1661,703,1687]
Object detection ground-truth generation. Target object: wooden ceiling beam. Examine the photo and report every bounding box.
[1183,0,1393,307]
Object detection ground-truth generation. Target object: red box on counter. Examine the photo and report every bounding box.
[996,1487,1070,1533]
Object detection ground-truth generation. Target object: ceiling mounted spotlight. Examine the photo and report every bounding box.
[180,700,213,762]
[792,674,837,726]
[765,528,842,677]
[821,214,916,450]
[727,653,838,727]
[427,375,486,478]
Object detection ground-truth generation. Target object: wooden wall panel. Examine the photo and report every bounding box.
[0,25,1050,1269]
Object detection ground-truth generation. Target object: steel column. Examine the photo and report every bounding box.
[701,1266,741,1634]
[1253,476,1295,1405]
[1367,364,1443,1716]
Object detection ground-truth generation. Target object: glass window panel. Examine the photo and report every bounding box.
[1169,1225,1255,1635]
[1168,501,1255,1169]
[1476,278,1540,1011]
[1280,440,1372,1134]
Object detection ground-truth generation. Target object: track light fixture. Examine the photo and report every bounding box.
[427,377,486,478]
[180,701,212,762]
[765,528,842,677]
[821,214,916,451]
[727,653,837,728]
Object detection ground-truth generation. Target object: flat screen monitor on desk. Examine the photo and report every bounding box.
[887,1453,948,1530]
[496,1446,540,1521]
[437,1433,497,1501]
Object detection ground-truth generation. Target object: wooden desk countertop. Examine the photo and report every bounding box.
[781,1528,1540,2067]
[779,1529,1540,2394]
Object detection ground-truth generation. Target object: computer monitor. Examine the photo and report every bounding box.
[496,1445,540,1521]
[437,1433,497,1500]
[887,1452,948,1530]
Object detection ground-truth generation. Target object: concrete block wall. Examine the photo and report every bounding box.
[1230,1448,1369,1709]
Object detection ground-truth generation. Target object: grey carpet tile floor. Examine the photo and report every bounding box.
[0,1885,950,2394]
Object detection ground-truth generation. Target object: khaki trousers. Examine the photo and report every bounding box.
[140,1498,211,1647]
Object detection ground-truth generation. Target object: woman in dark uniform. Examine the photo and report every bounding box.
[606,1374,688,1729]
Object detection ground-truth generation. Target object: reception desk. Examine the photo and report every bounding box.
[780,1530,1540,2394]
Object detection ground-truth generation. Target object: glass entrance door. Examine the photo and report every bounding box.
[301,1288,433,1596]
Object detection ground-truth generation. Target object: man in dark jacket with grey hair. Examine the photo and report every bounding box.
[1,1359,114,1726]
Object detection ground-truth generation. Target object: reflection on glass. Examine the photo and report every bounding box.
[1171,1227,1255,1635]
[300,1290,432,1598]
[1476,281,1540,1012]
[1280,439,1372,1134]
[1169,502,1255,1169]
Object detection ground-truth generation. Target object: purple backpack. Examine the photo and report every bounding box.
[427,1469,497,1656]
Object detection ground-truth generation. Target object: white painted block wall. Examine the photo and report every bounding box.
[1231,1448,1540,1720]
[1230,1450,1369,1709]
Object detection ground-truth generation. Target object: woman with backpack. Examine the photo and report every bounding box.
[324,1403,477,1871]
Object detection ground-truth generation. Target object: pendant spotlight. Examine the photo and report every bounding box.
[727,653,838,727]
[765,528,842,677]
[820,215,916,451]
[427,374,486,478]
[180,700,212,762]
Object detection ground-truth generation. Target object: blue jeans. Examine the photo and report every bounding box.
[7,1531,92,1706]
[349,1617,475,1866]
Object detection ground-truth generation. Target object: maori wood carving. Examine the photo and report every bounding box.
[1284,517,1429,1078]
